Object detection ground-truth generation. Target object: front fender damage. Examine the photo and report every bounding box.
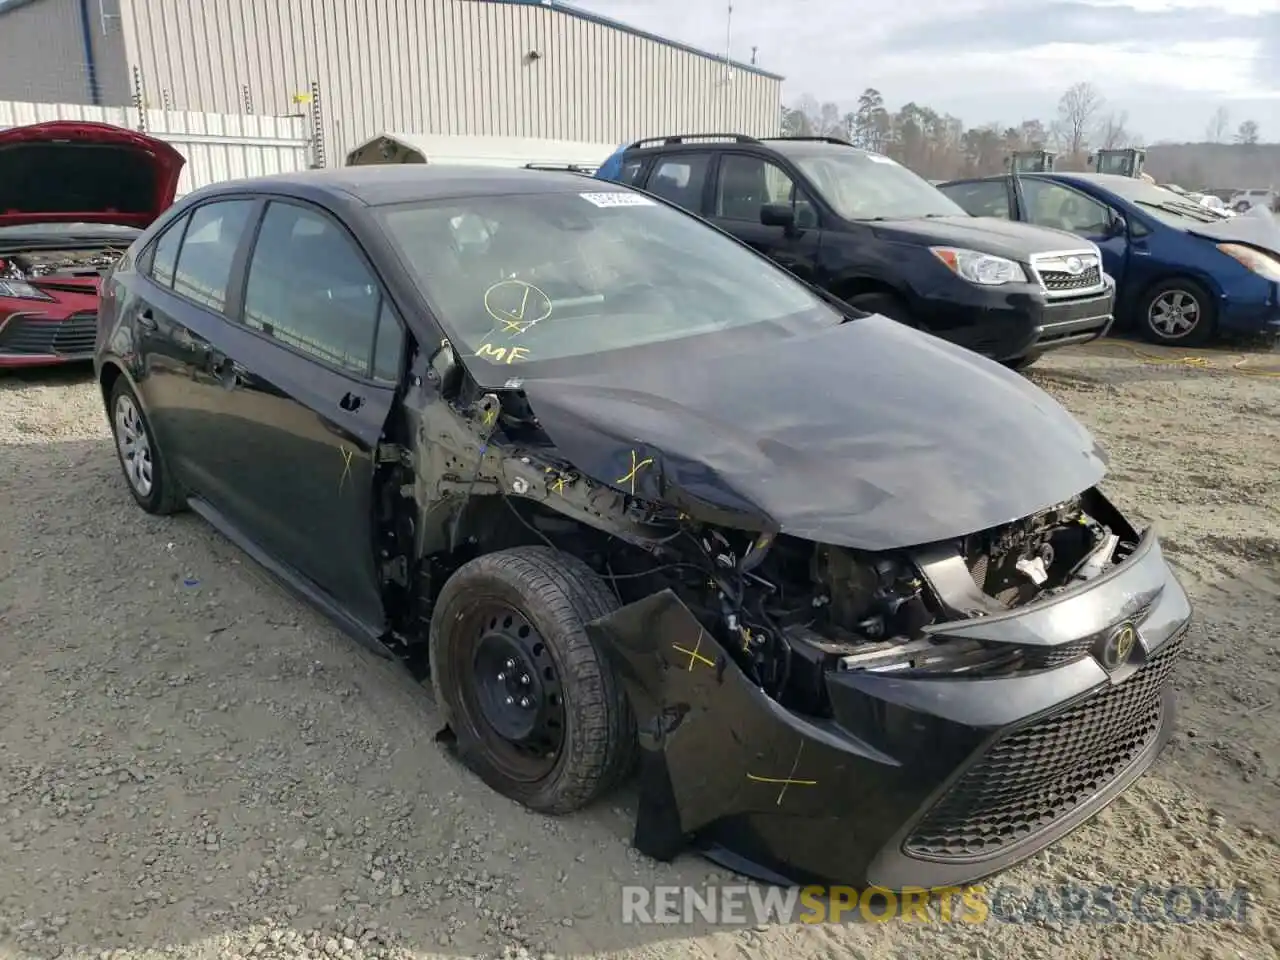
[585,589,898,886]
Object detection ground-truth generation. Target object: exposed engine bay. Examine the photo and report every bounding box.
[402,372,1142,727]
[576,492,1138,719]
[0,246,126,280]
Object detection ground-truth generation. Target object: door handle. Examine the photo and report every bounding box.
[339,391,364,412]
[137,309,157,330]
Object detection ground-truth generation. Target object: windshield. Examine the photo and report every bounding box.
[376,189,840,376]
[789,150,968,221]
[1085,177,1225,226]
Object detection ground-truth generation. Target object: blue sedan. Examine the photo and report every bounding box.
[937,172,1280,346]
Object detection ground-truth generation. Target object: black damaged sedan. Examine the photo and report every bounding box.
[95,165,1191,890]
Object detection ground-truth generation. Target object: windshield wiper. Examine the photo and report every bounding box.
[1140,200,1215,223]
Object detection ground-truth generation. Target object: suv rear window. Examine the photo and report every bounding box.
[643,154,710,212]
[618,159,646,185]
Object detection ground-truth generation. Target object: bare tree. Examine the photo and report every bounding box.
[1206,106,1231,143]
[1054,82,1105,160]
[1095,111,1132,150]
[1235,119,1260,145]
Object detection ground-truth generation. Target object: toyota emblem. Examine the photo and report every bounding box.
[1064,256,1084,275]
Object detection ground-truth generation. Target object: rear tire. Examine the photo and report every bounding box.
[428,545,637,814]
[1139,277,1215,347]
[107,377,184,515]
[843,291,920,329]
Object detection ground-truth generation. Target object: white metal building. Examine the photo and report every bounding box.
[0,0,784,166]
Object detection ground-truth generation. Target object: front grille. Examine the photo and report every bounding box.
[0,312,96,357]
[51,312,98,355]
[903,631,1184,861]
[1040,265,1102,292]
[1030,251,1107,300]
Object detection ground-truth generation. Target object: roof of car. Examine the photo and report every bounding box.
[194,164,618,206]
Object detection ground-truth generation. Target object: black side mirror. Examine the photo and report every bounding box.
[1107,214,1127,238]
[760,202,796,229]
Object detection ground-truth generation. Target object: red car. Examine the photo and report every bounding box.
[0,120,184,368]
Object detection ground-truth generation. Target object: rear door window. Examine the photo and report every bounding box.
[147,213,189,288]
[171,200,255,312]
[643,154,711,213]
[618,158,647,185]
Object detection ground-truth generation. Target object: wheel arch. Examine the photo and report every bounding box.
[831,274,912,305]
[97,358,152,420]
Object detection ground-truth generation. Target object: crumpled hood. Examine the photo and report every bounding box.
[869,215,1089,261]
[0,121,185,228]
[521,315,1108,550]
[1187,208,1280,256]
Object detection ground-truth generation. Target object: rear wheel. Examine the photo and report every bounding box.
[107,377,184,514]
[1140,278,1215,347]
[843,291,920,329]
[428,546,636,814]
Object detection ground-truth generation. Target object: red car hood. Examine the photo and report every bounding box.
[0,121,185,229]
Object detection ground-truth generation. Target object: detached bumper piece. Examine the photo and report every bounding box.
[588,528,1190,890]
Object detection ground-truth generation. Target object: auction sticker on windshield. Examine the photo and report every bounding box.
[580,192,656,208]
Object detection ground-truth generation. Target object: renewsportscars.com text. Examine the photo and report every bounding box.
[621,883,1253,926]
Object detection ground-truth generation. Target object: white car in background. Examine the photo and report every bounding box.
[1229,188,1277,213]
[1197,194,1235,218]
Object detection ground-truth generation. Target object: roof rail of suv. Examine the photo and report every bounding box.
[762,136,854,146]
[626,133,763,150]
[523,162,596,174]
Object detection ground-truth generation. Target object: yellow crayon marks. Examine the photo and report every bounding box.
[616,449,654,495]
[747,742,817,806]
[481,405,499,429]
[483,279,552,335]
[543,466,570,495]
[671,629,715,671]
[338,445,354,493]
[475,343,531,364]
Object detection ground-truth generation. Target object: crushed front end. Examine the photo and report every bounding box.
[585,489,1190,889]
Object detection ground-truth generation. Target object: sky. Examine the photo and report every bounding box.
[576,0,1280,143]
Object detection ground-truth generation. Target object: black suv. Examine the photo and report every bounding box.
[595,134,1116,369]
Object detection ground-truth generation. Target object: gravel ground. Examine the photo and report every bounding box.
[2,340,1278,960]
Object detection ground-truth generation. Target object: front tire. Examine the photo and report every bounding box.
[107,378,184,514]
[428,546,636,814]
[1139,278,1215,346]
[843,291,920,328]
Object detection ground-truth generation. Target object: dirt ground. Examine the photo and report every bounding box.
[2,340,1278,960]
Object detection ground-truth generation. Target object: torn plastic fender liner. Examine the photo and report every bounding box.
[585,589,911,887]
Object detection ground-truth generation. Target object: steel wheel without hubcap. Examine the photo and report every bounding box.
[1147,289,1201,340]
[460,603,565,783]
[114,394,154,497]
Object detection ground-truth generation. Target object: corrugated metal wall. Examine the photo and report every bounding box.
[0,98,312,195]
[113,0,782,165]
[0,0,130,106]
